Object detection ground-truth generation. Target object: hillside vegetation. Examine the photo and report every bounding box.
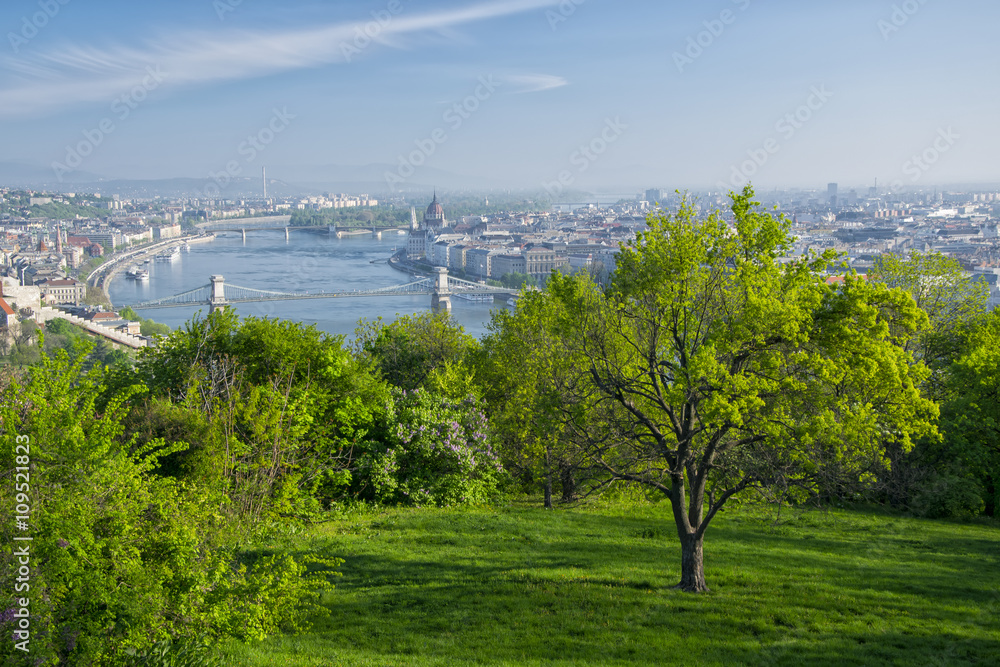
[1,187,997,665]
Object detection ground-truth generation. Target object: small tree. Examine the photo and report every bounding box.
[354,312,477,392]
[542,187,937,591]
[926,310,1000,517]
[869,250,987,386]
[867,251,987,507]
[480,291,594,507]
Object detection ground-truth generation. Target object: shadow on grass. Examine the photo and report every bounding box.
[254,506,1000,666]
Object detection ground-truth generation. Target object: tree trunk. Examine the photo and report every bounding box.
[543,445,553,510]
[559,464,576,503]
[985,477,996,518]
[674,532,709,592]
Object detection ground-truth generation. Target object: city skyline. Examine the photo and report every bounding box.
[1,0,998,193]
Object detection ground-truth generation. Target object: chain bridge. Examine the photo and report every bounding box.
[126,268,514,313]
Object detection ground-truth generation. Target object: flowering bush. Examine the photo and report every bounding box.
[360,389,507,506]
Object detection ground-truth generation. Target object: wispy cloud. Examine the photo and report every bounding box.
[503,73,568,93]
[0,0,561,117]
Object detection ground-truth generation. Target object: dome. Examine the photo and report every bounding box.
[426,192,444,219]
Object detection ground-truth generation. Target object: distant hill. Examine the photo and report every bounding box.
[0,161,106,187]
[0,161,498,198]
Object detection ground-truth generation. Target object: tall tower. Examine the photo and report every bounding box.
[262,167,267,200]
[827,182,838,208]
[410,206,419,231]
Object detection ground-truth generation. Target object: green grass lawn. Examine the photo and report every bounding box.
[223,500,1000,666]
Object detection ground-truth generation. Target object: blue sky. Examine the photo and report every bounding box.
[1,0,998,193]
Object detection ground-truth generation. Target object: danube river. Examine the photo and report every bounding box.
[108,229,500,339]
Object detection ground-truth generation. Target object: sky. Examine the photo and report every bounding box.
[1,0,998,194]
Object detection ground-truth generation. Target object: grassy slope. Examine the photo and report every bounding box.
[224,501,1000,666]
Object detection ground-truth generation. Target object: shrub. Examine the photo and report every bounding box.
[0,349,340,666]
[909,467,985,519]
[358,388,507,506]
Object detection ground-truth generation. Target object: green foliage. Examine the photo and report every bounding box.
[868,251,994,514]
[206,552,342,641]
[128,637,230,667]
[42,317,93,360]
[358,388,506,506]
[908,467,986,518]
[124,309,389,515]
[479,289,592,505]
[2,320,130,370]
[127,310,496,514]
[289,206,409,228]
[120,305,172,337]
[409,193,544,218]
[496,272,536,289]
[2,321,41,366]
[925,309,1000,516]
[0,350,341,666]
[22,200,108,219]
[584,187,936,498]
[355,312,478,394]
[870,250,988,382]
[484,186,939,589]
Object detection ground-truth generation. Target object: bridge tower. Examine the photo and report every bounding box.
[209,275,228,313]
[241,229,246,242]
[431,267,451,313]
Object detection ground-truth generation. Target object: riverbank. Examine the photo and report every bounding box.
[387,250,432,278]
[87,233,215,304]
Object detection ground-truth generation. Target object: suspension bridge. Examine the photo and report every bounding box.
[124,268,515,313]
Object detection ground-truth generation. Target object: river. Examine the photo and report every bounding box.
[108,229,501,339]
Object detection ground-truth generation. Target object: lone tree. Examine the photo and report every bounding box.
[533,187,937,591]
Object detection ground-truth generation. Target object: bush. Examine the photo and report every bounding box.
[358,388,507,506]
[0,350,340,666]
[909,467,985,519]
